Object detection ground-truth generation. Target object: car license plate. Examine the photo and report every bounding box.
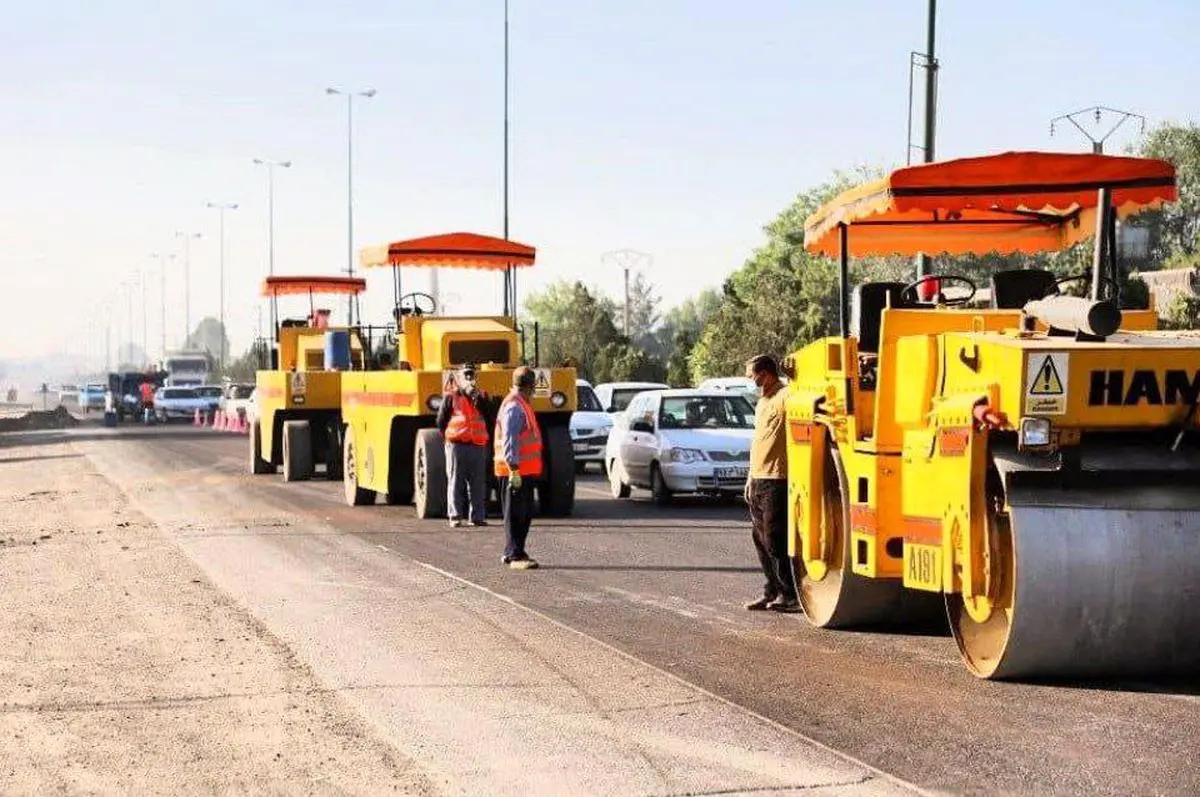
[572,443,590,453]
[716,466,748,479]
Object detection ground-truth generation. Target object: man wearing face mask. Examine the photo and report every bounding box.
[743,354,799,613]
[437,363,491,528]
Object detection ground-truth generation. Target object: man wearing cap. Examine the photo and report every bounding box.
[437,363,491,528]
[494,366,543,570]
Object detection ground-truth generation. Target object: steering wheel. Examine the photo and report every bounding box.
[1051,272,1118,301]
[395,292,437,317]
[900,274,977,306]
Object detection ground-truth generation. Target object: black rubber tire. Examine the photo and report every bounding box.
[413,428,447,519]
[325,419,344,481]
[538,424,576,517]
[282,420,313,482]
[650,463,672,506]
[342,427,376,506]
[574,460,589,475]
[249,421,275,475]
[385,419,417,506]
[609,459,631,499]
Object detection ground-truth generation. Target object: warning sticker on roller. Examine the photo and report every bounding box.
[1024,352,1068,415]
[533,368,552,397]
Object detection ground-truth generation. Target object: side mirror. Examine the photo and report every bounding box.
[631,420,655,434]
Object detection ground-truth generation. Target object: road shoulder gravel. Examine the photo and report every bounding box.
[0,439,437,795]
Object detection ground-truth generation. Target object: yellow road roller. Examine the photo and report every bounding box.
[339,231,578,517]
[249,275,369,482]
[785,151,1200,679]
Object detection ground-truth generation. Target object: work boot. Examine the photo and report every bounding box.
[768,596,802,614]
[472,520,489,527]
[449,518,466,528]
[508,557,539,570]
[744,596,775,611]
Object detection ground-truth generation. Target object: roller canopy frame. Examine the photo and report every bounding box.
[803,152,1178,337]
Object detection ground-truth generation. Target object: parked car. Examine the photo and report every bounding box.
[593,381,669,416]
[57,384,79,403]
[570,379,613,473]
[194,385,223,415]
[153,386,206,422]
[606,389,755,504]
[243,388,259,426]
[218,383,256,420]
[77,383,107,413]
[697,376,759,401]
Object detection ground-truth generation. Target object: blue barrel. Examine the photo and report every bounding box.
[323,330,351,371]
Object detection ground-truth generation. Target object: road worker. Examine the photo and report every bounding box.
[494,366,542,570]
[138,380,155,424]
[436,363,490,528]
[743,354,799,613]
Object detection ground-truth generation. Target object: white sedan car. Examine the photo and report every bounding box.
[606,389,755,504]
[570,379,613,473]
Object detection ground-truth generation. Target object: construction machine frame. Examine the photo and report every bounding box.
[249,275,369,482]
[339,232,578,517]
[785,151,1200,679]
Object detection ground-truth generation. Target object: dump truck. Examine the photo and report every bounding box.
[785,151,1200,680]
[248,275,369,482]
[339,231,577,517]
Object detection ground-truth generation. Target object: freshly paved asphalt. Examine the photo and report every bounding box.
[48,424,1200,796]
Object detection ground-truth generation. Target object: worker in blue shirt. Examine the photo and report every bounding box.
[493,367,543,570]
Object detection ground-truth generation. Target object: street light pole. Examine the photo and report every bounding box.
[175,231,202,347]
[150,252,175,360]
[326,87,376,325]
[252,158,292,333]
[139,267,148,366]
[206,202,239,370]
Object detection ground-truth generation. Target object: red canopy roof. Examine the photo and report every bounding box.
[359,232,536,271]
[261,275,367,297]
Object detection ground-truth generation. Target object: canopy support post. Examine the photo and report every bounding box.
[838,222,850,338]
[1091,187,1112,301]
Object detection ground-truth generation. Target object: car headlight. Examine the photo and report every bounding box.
[426,395,443,411]
[1019,417,1052,448]
[667,448,706,464]
[550,391,567,408]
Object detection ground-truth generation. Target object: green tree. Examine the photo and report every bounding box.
[593,340,667,383]
[665,328,696,387]
[523,281,622,381]
[1137,122,1200,265]
[625,272,661,351]
[187,317,229,361]
[220,341,269,382]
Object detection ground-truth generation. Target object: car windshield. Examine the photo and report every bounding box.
[163,388,197,399]
[609,388,656,412]
[576,385,603,412]
[658,396,755,430]
[230,385,254,399]
[196,387,222,397]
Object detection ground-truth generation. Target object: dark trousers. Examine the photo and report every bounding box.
[446,442,487,523]
[502,476,535,560]
[748,478,796,600]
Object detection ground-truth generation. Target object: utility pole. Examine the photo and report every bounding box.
[175,231,201,347]
[326,87,375,325]
[502,0,512,318]
[206,202,239,369]
[253,158,291,332]
[139,267,148,367]
[150,252,175,359]
[1050,106,1146,154]
[601,249,652,339]
[910,0,938,279]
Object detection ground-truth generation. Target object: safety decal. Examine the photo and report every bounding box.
[533,368,552,397]
[1024,352,1068,415]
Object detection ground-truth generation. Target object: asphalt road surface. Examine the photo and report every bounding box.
[60,425,1200,795]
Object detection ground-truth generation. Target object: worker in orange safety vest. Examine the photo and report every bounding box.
[494,366,544,570]
[436,363,491,528]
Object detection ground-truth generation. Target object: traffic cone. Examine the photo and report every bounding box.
[193,408,202,427]
[238,413,249,434]
[216,411,227,431]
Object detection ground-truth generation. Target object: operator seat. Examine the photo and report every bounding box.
[990,269,1057,309]
[851,282,908,354]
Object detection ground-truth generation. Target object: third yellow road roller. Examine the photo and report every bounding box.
[785,151,1200,679]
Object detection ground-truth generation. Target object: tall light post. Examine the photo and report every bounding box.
[150,252,175,359]
[139,267,148,366]
[174,231,201,347]
[325,86,376,325]
[205,201,239,369]
[252,157,291,333]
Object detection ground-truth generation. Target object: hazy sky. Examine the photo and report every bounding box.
[2,0,1197,364]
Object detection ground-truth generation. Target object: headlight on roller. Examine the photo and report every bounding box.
[1019,417,1052,448]
[427,395,443,412]
[550,391,567,408]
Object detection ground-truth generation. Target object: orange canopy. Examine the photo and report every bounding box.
[803,151,1177,258]
[358,231,536,271]
[261,275,367,297]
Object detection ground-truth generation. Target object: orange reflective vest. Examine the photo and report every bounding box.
[445,392,488,446]
[494,393,544,478]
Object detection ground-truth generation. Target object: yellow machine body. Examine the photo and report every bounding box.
[339,313,578,515]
